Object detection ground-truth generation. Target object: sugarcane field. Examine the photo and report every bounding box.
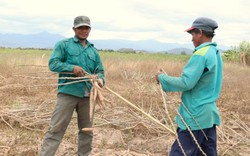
[0,47,249,156]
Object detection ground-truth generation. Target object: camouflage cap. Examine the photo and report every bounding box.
[74,16,91,28]
[185,17,218,33]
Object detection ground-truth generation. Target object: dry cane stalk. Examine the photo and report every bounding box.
[0,115,14,129]
[159,84,186,156]
[82,84,96,132]
[105,86,175,134]
[221,139,243,156]
[0,79,90,89]
[13,75,89,80]
[82,77,103,132]
[180,100,208,141]
[89,84,96,122]
[0,146,11,156]
[170,102,207,156]
[159,84,175,130]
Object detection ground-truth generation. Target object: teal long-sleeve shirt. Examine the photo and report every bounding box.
[49,37,105,98]
[158,42,223,130]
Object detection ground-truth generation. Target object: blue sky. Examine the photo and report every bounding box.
[0,0,249,47]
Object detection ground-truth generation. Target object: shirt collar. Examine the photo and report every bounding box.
[73,36,93,47]
[194,42,217,52]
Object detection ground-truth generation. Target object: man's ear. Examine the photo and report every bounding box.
[198,29,203,37]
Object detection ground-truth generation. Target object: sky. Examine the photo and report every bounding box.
[0,0,250,47]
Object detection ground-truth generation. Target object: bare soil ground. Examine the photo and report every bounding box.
[0,52,250,156]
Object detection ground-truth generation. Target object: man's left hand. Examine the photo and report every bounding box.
[97,78,104,88]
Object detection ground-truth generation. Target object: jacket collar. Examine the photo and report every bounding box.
[73,36,93,46]
[194,42,217,52]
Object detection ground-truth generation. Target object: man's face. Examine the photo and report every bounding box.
[190,30,202,48]
[73,26,91,40]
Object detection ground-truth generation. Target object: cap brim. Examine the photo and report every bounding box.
[74,23,91,28]
[184,27,195,32]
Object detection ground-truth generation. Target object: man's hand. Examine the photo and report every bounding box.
[155,73,160,84]
[73,66,87,77]
[155,70,164,84]
[97,78,104,88]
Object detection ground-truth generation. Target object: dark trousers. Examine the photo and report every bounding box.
[169,125,217,156]
[40,93,92,156]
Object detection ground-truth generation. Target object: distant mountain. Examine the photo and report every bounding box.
[0,32,230,53]
[90,39,195,53]
[0,32,65,49]
[167,48,193,55]
[91,39,229,53]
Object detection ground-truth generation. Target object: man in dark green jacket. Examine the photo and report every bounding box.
[40,15,105,156]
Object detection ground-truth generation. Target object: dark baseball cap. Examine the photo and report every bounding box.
[74,16,91,28]
[185,17,218,33]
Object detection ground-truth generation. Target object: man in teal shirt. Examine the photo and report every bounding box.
[40,16,105,156]
[156,17,222,156]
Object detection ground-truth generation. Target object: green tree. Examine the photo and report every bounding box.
[222,41,250,63]
[239,40,250,54]
[181,51,186,55]
[223,48,239,62]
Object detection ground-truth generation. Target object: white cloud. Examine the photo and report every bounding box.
[0,0,250,46]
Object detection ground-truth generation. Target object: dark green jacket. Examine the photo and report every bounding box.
[49,37,105,98]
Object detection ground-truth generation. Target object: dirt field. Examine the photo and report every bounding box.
[0,50,249,156]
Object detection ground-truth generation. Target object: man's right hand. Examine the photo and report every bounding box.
[155,69,165,84]
[73,66,87,77]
